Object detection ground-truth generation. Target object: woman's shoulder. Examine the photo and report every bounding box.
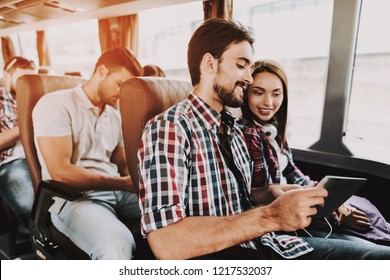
[236,117,260,133]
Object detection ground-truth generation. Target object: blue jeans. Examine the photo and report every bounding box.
[280,228,390,259]
[51,190,140,260]
[296,228,375,244]
[297,236,390,259]
[0,158,34,228]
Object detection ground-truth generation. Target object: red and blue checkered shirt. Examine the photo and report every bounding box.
[138,92,313,258]
[0,87,17,162]
[237,118,311,188]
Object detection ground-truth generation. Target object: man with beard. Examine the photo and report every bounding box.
[138,18,390,260]
[33,47,143,259]
[1,56,35,232]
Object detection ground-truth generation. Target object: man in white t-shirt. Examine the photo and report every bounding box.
[32,47,143,259]
[1,56,35,231]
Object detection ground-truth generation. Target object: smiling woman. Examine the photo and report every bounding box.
[238,59,390,247]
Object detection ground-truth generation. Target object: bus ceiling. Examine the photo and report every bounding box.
[0,0,198,36]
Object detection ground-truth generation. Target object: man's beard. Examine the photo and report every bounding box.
[213,80,246,108]
[97,82,115,107]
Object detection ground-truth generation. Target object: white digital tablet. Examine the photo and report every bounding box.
[312,175,367,219]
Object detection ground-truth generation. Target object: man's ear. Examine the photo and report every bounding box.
[96,64,109,78]
[202,53,217,74]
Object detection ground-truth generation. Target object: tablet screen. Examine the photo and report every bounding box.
[312,175,367,219]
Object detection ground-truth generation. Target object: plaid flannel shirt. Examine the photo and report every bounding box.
[138,92,312,259]
[237,118,310,188]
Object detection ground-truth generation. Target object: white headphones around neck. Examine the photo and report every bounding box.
[261,123,278,139]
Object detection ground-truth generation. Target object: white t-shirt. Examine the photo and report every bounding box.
[32,85,124,180]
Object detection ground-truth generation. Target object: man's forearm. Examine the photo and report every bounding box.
[48,163,135,192]
[147,206,278,260]
[146,187,328,260]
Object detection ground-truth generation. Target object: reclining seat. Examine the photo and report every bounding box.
[2,75,83,260]
[119,77,192,192]
[16,74,90,259]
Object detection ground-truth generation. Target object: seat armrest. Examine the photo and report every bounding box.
[37,180,85,200]
[29,180,83,257]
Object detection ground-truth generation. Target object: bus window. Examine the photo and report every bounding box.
[138,0,203,81]
[0,31,38,71]
[46,19,100,76]
[234,0,333,148]
[15,31,39,66]
[345,0,390,164]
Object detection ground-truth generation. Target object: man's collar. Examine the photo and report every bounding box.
[75,85,95,110]
[188,92,220,130]
[188,92,237,132]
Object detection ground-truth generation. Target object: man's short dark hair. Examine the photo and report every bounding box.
[187,18,254,86]
[94,47,143,76]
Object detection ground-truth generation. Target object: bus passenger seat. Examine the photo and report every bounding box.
[16,74,90,259]
[119,77,191,259]
[120,77,191,192]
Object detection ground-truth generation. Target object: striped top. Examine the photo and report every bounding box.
[0,87,17,162]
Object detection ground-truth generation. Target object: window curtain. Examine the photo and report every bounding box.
[1,36,15,63]
[36,30,51,66]
[98,14,138,55]
[203,0,233,20]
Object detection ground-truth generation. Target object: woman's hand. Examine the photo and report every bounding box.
[336,204,371,232]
